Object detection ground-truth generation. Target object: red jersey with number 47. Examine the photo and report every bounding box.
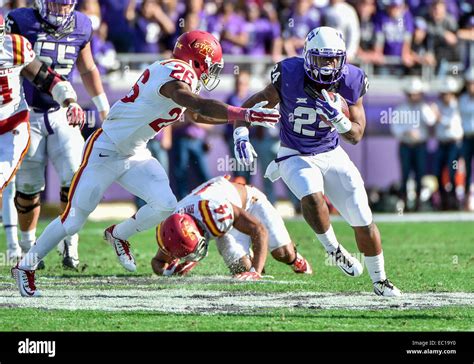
[0,34,35,126]
[102,58,200,155]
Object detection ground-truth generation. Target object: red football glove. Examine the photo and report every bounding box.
[233,271,262,281]
[245,101,280,128]
[66,102,86,129]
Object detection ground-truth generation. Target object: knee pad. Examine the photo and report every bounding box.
[60,187,70,203]
[14,191,41,214]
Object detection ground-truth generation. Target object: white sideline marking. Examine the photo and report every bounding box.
[0,289,472,314]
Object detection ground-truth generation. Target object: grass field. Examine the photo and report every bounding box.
[0,219,473,331]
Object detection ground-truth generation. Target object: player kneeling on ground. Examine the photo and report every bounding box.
[151,176,312,279]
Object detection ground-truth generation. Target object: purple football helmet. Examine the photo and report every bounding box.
[35,0,77,29]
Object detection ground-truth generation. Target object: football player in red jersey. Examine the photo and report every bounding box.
[151,176,312,281]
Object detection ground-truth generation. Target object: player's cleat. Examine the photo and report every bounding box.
[7,247,22,264]
[330,244,363,277]
[104,225,136,272]
[11,265,41,297]
[58,239,80,270]
[292,252,313,274]
[373,279,402,297]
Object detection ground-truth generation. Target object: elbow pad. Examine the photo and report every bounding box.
[32,63,77,106]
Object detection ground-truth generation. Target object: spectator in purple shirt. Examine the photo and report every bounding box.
[244,1,282,61]
[207,2,249,55]
[132,0,176,54]
[283,0,321,56]
[99,0,134,52]
[374,0,416,73]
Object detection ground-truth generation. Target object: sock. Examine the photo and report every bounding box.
[19,218,67,270]
[114,204,173,240]
[5,226,19,250]
[2,182,19,250]
[364,252,387,283]
[315,225,339,254]
[20,228,36,253]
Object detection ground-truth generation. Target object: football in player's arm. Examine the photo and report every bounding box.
[151,204,268,280]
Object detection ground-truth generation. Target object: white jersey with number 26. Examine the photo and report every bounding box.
[101,59,200,155]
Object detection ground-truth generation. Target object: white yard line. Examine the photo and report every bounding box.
[0,288,472,314]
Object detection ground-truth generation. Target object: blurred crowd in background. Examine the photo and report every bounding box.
[2,0,474,214]
[3,0,473,74]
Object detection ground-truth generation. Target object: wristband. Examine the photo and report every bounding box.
[92,93,110,113]
[332,115,352,134]
[227,105,247,123]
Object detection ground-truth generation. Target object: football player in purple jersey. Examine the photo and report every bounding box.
[233,26,401,297]
[5,0,110,270]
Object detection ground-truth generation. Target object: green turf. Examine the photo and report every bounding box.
[0,219,473,331]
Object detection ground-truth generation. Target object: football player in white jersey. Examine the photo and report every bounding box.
[12,30,280,297]
[151,176,312,280]
[0,14,84,263]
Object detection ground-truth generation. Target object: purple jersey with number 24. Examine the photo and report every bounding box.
[271,57,368,154]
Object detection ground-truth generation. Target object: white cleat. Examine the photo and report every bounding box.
[104,225,136,272]
[373,279,402,297]
[330,245,363,277]
[11,265,41,297]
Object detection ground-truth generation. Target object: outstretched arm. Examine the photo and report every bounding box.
[160,80,279,125]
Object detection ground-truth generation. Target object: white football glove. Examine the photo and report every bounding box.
[233,126,257,166]
[245,101,280,128]
[314,89,351,134]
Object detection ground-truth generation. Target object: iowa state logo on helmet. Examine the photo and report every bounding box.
[193,41,215,57]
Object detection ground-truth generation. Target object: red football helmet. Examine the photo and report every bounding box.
[173,30,224,91]
[0,15,5,47]
[157,213,209,261]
